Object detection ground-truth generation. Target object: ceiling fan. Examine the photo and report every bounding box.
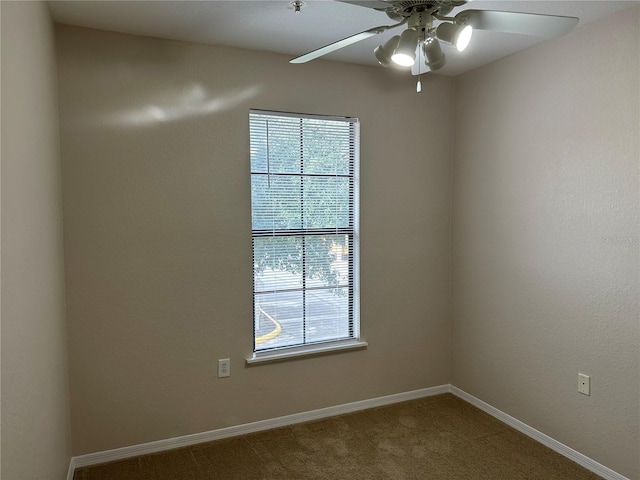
[290,0,579,79]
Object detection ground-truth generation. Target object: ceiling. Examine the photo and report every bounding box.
[47,0,638,76]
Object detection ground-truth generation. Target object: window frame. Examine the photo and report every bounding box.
[247,109,365,364]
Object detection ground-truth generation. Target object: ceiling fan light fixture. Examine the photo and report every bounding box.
[457,25,473,51]
[374,35,400,67]
[422,37,446,71]
[391,28,419,67]
[436,22,473,52]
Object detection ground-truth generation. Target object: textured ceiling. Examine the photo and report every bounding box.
[47,0,638,76]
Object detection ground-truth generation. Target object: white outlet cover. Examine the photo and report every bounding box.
[218,358,230,378]
[578,373,590,396]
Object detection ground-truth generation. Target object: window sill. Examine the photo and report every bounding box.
[246,339,368,365]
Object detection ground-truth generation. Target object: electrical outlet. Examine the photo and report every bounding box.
[578,373,590,396]
[218,358,230,378]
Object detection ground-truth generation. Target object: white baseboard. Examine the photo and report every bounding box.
[69,384,448,471]
[66,456,76,480]
[449,385,629,480]
[67,384,628,480]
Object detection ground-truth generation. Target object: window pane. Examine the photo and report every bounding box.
[305,287,350,344]
[302,119,352,175]
[304,234,351,289]
[253,236,303,292]
[255,291,303,349]
[303,176,351,229]
[250,115,301,174]
[251,175,302,231]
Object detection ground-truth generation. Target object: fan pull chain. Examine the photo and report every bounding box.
[417,29,425,93]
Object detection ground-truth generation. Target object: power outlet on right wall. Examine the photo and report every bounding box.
[578,373,591,396]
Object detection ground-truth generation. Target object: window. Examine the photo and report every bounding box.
[249,110,361,360]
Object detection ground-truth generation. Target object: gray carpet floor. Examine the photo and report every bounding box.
[73,393,602,479]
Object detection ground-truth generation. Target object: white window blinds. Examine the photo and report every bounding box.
[250,110,359,353]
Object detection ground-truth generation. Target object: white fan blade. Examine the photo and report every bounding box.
[335,0,393,10]
[290,26,388,64]
[456,9,579,37]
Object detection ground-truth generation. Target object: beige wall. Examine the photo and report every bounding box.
[1,2,73,479]
[55,26,454,455]
[51,6,639,477]
[451,6,639,479]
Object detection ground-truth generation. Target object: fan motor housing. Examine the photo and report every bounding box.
[384,0,467,20]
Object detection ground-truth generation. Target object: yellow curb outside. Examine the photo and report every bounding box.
[255,307,282,344]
